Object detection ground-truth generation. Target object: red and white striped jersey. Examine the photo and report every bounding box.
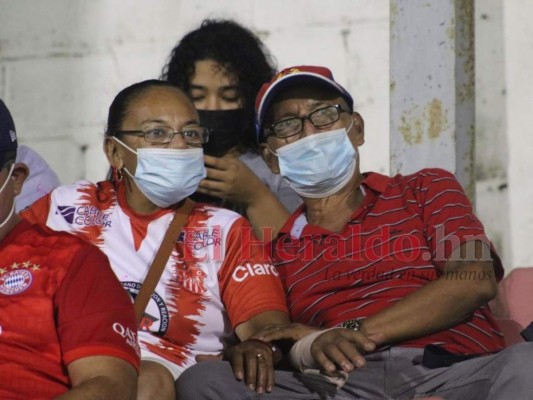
[271,168,505,355]
[22,180,288,376]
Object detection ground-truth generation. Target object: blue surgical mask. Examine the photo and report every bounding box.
[113,138,206,208]
[0,164,15,228]
[272,124,356,198]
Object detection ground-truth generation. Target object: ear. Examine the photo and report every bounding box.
[11,163,30,197]
[350,112,365,146]
[104,137,125,169]
[260,142,280,175]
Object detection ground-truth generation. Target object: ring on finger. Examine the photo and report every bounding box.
[256,353,264,360]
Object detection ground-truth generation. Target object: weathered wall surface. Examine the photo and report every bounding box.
[0,0,389,183]
[0,0,531,270]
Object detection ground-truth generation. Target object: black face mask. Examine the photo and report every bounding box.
[198,109,248,157]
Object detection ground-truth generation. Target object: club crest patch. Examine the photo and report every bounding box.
[0,269,33,295]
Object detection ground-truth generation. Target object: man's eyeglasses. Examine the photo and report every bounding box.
[267,104,350,140]
[115,126,209,146]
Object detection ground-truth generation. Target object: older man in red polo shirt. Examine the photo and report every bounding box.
[176,66,532,400]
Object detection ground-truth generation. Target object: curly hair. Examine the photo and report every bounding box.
[161,19,276,151]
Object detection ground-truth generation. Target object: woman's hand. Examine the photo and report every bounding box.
[224,340,277,394]
[197,154,264,205]
[197,154,290,240]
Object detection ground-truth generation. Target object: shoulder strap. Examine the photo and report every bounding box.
[133,198,196,323]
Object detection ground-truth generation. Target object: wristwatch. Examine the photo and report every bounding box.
[340,319,362,331]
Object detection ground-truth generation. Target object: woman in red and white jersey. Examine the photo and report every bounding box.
[22,80,290,399]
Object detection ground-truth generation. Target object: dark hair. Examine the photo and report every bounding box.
[161,19,276,151]
[105,79,180,137]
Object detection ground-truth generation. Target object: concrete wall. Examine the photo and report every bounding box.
[474,0,511,268]
[474,0,533,270]
[0,0,389,184]
[503,0,533,268]
[1,0,532,271]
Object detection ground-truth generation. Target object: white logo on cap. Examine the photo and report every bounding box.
[9,130,16,142]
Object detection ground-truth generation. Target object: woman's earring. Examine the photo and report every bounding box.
[112,167,124,182]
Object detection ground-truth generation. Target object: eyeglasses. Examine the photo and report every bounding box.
[115,126,209,146]
[267,104,350,140]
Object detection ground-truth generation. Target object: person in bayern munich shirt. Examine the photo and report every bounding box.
[0,99,139,399]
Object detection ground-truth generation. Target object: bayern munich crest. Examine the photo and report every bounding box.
[0,269,33,295]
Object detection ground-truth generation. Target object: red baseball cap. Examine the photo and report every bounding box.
[255,66,354,141]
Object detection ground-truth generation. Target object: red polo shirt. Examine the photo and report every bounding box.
[271,168,505,355]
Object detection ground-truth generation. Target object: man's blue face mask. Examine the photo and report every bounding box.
[269,121,356,198]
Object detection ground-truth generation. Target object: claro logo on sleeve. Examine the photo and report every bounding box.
[231,263,279,282]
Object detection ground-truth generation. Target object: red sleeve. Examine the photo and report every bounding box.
[218,217,288,328]
[414,169,503,279]
[19,191,52,224]
[55,244,140,371]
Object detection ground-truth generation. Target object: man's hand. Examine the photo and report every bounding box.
[255,323,385,377]
[310,328,380,375]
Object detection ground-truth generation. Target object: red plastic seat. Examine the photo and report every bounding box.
[490,267,533,345]
[491,267,533,328]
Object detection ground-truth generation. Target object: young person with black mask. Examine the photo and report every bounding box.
[162,19,301,239]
